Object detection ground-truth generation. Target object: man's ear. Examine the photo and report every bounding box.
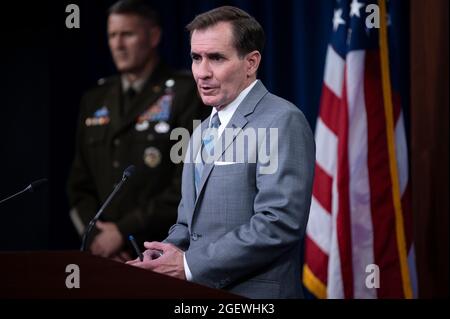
[246,50,261,77]
[150,25,162,49]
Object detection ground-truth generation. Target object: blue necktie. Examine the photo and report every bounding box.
[195,113,221,197]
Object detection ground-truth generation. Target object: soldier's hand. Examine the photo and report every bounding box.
[111,250,133,263]
[90,221,124,258]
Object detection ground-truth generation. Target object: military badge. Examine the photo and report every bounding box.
[136,84,174,125]
[138,95,172,122]
[143,147,162,168]
[154,121,170,134]
[165,78,175,89]
[135,120,149,132]
[85,106,110,126]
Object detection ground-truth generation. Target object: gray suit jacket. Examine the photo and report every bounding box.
[165,81,315,298]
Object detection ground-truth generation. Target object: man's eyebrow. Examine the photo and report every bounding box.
[207,52,226,59]
[190,51,226,58]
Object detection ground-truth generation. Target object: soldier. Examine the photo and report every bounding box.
[67,0,208,261]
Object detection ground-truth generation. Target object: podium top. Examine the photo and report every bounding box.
[0,251,241,299]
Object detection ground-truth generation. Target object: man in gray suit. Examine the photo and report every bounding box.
[127,6,315,299]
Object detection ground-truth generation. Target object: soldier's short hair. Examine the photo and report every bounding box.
[186,6,265,58]
[108,0,160,27]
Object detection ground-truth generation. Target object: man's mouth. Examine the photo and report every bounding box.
[199,85,218,95]
[114,52,128,60]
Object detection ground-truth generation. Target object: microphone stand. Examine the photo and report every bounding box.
[0,179,47,206]
[80,174,130,252]
[0,187,30,205]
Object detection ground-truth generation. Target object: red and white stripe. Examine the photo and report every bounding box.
[304,45,416,298]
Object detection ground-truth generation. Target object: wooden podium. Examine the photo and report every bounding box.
[0,251,241,299]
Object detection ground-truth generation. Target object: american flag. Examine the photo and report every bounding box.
[303,0,417,298]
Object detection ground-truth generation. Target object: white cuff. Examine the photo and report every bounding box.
[69,208,85,236]
[183,252,193,281]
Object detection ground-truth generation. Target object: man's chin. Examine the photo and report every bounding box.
[200,96,219,108]
[202,101,216,108]
[116,67,131,73]
[115,63,134,73]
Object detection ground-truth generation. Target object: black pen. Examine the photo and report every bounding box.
[128,235,143,261]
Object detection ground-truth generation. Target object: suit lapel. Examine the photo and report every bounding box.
[192,81,269,214]
[195,113,248,203]
[190,119,208,206]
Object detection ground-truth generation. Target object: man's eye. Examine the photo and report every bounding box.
[211,56,223,61]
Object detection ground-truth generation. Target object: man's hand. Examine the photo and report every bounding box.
[126,241,186,280]
[90,221,124,258]
[111,250,133,263]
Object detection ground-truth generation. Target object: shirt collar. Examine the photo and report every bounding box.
[121,68,153,94]
[210,79,258,129]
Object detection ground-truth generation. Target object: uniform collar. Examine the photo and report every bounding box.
[121,61,170,94]
[121,65,153,94]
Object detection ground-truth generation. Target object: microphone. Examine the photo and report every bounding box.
[80,165,135,252]
[0,178,48,205]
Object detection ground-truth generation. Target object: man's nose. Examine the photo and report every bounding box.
[110,36,125,50]
[195,60,213,79]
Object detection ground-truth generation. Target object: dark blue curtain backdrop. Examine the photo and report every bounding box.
[0,1,408,252]
[76,0,334,125]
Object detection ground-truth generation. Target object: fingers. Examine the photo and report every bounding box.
[133,262,153,270]
[119,251,132,261]
[144,249,163,260]
[90,237,108,257]
[125,257,140,265]
[126,258,158,271]
[95,220,105,230]
[90,239,102,256]
[112,251,132,263]
[111,255,125,263]
[143,241,167,251]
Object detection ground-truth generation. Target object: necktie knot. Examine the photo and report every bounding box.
[126,87,137,100]
[203,113,220,147]
[210,113,221,129]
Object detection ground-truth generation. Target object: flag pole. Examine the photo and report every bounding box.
[378,0,413,299]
